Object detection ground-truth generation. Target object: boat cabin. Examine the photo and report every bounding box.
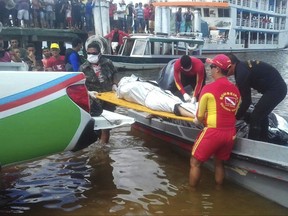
[118,34,204,57]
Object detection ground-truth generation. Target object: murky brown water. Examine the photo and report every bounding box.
[1,51,288,215]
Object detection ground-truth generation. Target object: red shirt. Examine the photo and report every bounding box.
[196,77,241,128]
[173,57,205,98]
[46,55,66,71]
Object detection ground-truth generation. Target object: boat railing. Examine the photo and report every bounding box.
[230,0,287,15]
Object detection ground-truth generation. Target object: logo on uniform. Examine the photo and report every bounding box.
[220,92,239,112]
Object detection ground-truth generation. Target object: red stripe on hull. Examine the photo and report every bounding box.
[1,73,85,112]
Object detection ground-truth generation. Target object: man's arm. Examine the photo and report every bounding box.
[235,63,252,119]
[69,52,80,72]
[173,60,186,95]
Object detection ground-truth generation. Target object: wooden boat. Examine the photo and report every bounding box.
[127,109,288,208]
[101,34,205,70]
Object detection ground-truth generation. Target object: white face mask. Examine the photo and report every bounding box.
[87,54,100,64]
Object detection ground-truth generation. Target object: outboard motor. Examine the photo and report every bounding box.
[157,59,177,90]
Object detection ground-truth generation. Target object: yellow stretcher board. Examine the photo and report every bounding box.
[95,91,194,122]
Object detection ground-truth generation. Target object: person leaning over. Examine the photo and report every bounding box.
[158,55,206,104]
[225,53,287,142]
[104,25,129,54]
[79,42,118,144]
[190,54,241,187]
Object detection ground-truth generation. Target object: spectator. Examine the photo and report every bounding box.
[85,0,94,32]
[126,1,133,34]
[4,0,18,27]
[17,0,30,27]
[148,3,155,34]
[116,0,126,32]
[7,38,27,59]
[135,2,144,33]
[79,41,118,144]
[0,38,12,62]
[184,8,194,32]
[133,2,138,33]
[175,8,182,33]
[109,0,117,29]
[44,0,55,29]
[11,48,24,62]
[55,0,66,29]
[46,43,66,71]
[143,4,150,33]
[41,46,51,70]
[65,37,83,71]
[104,25,129,54]
[31,0,41,27]
[72,0,82,29]
[66,1,72,29]
[23,43,37,71]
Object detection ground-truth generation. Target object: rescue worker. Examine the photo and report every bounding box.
[158,55,206,104]
[190,54,241,187]
[225,53,287,142]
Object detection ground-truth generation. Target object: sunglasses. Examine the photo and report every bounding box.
[87,52,99,55]
[210,64,217,69]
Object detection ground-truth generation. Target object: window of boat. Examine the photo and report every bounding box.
[131,39,147,56]
[203,8,216,17]
[218,8,230,17]
[122,39,135,56]
[150,41,173,55]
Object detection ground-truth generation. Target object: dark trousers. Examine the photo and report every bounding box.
[248,82,287,141]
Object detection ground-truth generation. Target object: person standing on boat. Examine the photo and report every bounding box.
[184,7,194,32]
[175,8,182,34]
[104,25,130,54]
[158,55,206,104]
[225,53,287,142]
[190,54,241,187]
[79,41,118,144]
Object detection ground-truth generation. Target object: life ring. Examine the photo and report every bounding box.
[85,35,111,54]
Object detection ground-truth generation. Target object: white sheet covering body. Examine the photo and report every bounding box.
[116,75,197,114]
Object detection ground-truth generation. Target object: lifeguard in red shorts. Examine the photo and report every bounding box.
[189,54,241,187]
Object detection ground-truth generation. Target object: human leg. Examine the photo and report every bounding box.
[214,158,225,185]
[249,86,286,141]
[189,156,202,187]
[100,129,110,144]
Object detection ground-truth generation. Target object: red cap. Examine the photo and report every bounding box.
[206,54,231,70]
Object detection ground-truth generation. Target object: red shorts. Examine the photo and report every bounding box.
[192,127,236,162]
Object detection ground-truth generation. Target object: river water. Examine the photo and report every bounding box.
[1,51,288,215]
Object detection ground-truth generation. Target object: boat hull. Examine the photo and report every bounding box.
[128,109,288,208]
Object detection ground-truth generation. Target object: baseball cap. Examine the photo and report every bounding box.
[206,54,231,70]
[50,43,60,49]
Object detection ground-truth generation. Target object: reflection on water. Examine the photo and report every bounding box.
[1,125,288,215]
[1,51,288,215]
[0,151,92,214]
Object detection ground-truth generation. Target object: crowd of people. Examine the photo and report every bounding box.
[0,0,94,31]
[0,0,156,34]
